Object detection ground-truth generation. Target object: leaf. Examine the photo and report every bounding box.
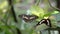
[0,1,8,9]
[52,11,59,14]
[30,5,45,17]
[35,24,48,31]
[43,11,59,17]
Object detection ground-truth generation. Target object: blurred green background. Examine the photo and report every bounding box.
[0,0,60,34]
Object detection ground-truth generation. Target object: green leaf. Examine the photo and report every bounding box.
[52,11,59,14]
[30,5,45,17]
[35,24,48,31]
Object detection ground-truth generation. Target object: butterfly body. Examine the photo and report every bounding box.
[19,14,38,22]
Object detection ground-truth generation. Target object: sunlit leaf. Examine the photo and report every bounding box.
[30,5,45,17]
[52,11,59,14]
[0,1,8,9]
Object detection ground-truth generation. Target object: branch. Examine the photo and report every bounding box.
[46,27,60,30]
[16,28,22,34]
[0,16,6,23]
[35,0,40,6]
[8,0,17,22]
[48,0,60,12]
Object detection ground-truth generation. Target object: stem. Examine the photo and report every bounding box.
[8,0,17,22]
[57,0,60,10]
[35,0,40,6]
[48,0,60,12]
[58,30,60,34]
[48,30,51,34]
[16,28,22,34]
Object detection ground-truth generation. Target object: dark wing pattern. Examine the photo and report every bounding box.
[19,14,38,22]
[36,19,51,27]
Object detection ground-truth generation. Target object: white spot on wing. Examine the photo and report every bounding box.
[47,20,49,25]
[39,20,45,24]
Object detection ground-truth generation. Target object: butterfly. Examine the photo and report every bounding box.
[18,14,38,22]
[35,19,51,27]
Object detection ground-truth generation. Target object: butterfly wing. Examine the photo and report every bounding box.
[46,19,51,27]
[36,19,51,27]
[29,15,38,20]
[19,14,38,22]
[19,14,29,22]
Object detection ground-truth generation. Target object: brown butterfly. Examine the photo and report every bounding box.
[18,14,38,22]
[35,19,51,27]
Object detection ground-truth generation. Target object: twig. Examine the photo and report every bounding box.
[48,0,60,12]
[0,16,6,23]
[35,0,40,6]
[16,28,22,34]
[46,27,60,30]
[8,0,17,22]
